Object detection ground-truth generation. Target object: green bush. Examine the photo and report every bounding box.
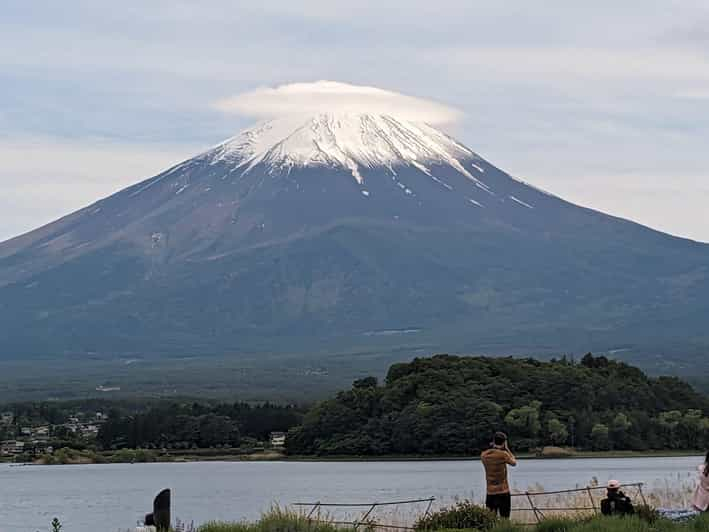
[687,513,709,531]
[199,523,251,532]
[41,447,101,464]
[414,501,498,531]
[109,448,157,463]
[198,507,344,532]
[633,505,660,524]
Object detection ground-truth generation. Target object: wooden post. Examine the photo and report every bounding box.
[525,492,544,523]
[307,502,321,520]
[586,487,598,514]
[637,484,648,507]
[423,498,434,519]
[355,503,378,531]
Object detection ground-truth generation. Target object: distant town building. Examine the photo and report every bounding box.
[1,440,25,456]
[269,432,286,448]
[81,424,99,437]
[0,412,13,425]
[0,440,16,456]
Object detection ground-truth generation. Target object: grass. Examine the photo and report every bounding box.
[495,514,709,531]
[518,478,699,520]
[191,475,707,532]
[194,509,709,532]
[198,507,344,532]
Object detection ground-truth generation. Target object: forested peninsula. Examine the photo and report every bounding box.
[6,354,708,463]
[286,354,709,455]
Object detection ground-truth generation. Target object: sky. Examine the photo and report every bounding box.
[2,1,709,242]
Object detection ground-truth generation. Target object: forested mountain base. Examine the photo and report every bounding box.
[286,354,709,455]
[6,354,708,458]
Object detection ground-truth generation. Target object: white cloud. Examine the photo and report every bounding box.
[674,88,709,100]
[214,81,462,124]
[427,47,709,84]
[0,137,199,242]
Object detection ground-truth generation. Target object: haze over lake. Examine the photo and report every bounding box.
[0,456,702,532]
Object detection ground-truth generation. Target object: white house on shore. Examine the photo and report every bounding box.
[269,432,286,448]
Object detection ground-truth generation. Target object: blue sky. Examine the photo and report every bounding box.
[2,1,709,241]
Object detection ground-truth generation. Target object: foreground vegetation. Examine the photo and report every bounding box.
[492,515,709,531]
[287,354,709,455]
[194,507,709,532]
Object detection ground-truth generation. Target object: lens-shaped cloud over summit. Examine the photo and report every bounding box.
[214,81,462,124]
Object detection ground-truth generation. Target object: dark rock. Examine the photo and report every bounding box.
[144,489,170,531]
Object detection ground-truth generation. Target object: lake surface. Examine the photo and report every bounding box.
[0,456,703,532]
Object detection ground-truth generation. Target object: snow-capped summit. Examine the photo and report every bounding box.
[207,113,478,185]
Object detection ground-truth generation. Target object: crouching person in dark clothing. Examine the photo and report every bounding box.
[601,480,635,517]
[481,432,517,518]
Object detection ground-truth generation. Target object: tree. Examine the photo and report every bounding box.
[700,417,709,449]
[353,377,378,389]
[679,410,704,449]
[547,417,569,446]
[581,353,609,369]
[610,413,632,449]
[658,411,683,448]
[591,423,610,451]
[505,401,542,440]
[198,415,239,448]
[271,355,709,455]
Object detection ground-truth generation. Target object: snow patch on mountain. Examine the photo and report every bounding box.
[208,113,484,188]
[509,195,534,209]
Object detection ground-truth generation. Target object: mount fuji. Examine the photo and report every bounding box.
[2,111,709,373]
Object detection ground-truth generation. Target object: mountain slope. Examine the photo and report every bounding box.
[2,113,709,370]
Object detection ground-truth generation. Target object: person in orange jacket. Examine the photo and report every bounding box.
[481,432,517,518]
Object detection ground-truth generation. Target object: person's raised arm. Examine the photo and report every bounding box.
[504,441,517,466]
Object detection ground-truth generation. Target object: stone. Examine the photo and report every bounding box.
[144,489,171,531]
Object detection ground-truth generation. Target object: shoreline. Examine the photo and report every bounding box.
[10,448,703,466]
[256,449,705,462]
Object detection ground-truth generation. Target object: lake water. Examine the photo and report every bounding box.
[0,456,703,532]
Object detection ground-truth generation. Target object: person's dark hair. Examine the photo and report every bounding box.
[493,432,507,446]
[704,451,709,477]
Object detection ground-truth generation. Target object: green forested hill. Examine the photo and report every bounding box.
[286,354,709,455]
